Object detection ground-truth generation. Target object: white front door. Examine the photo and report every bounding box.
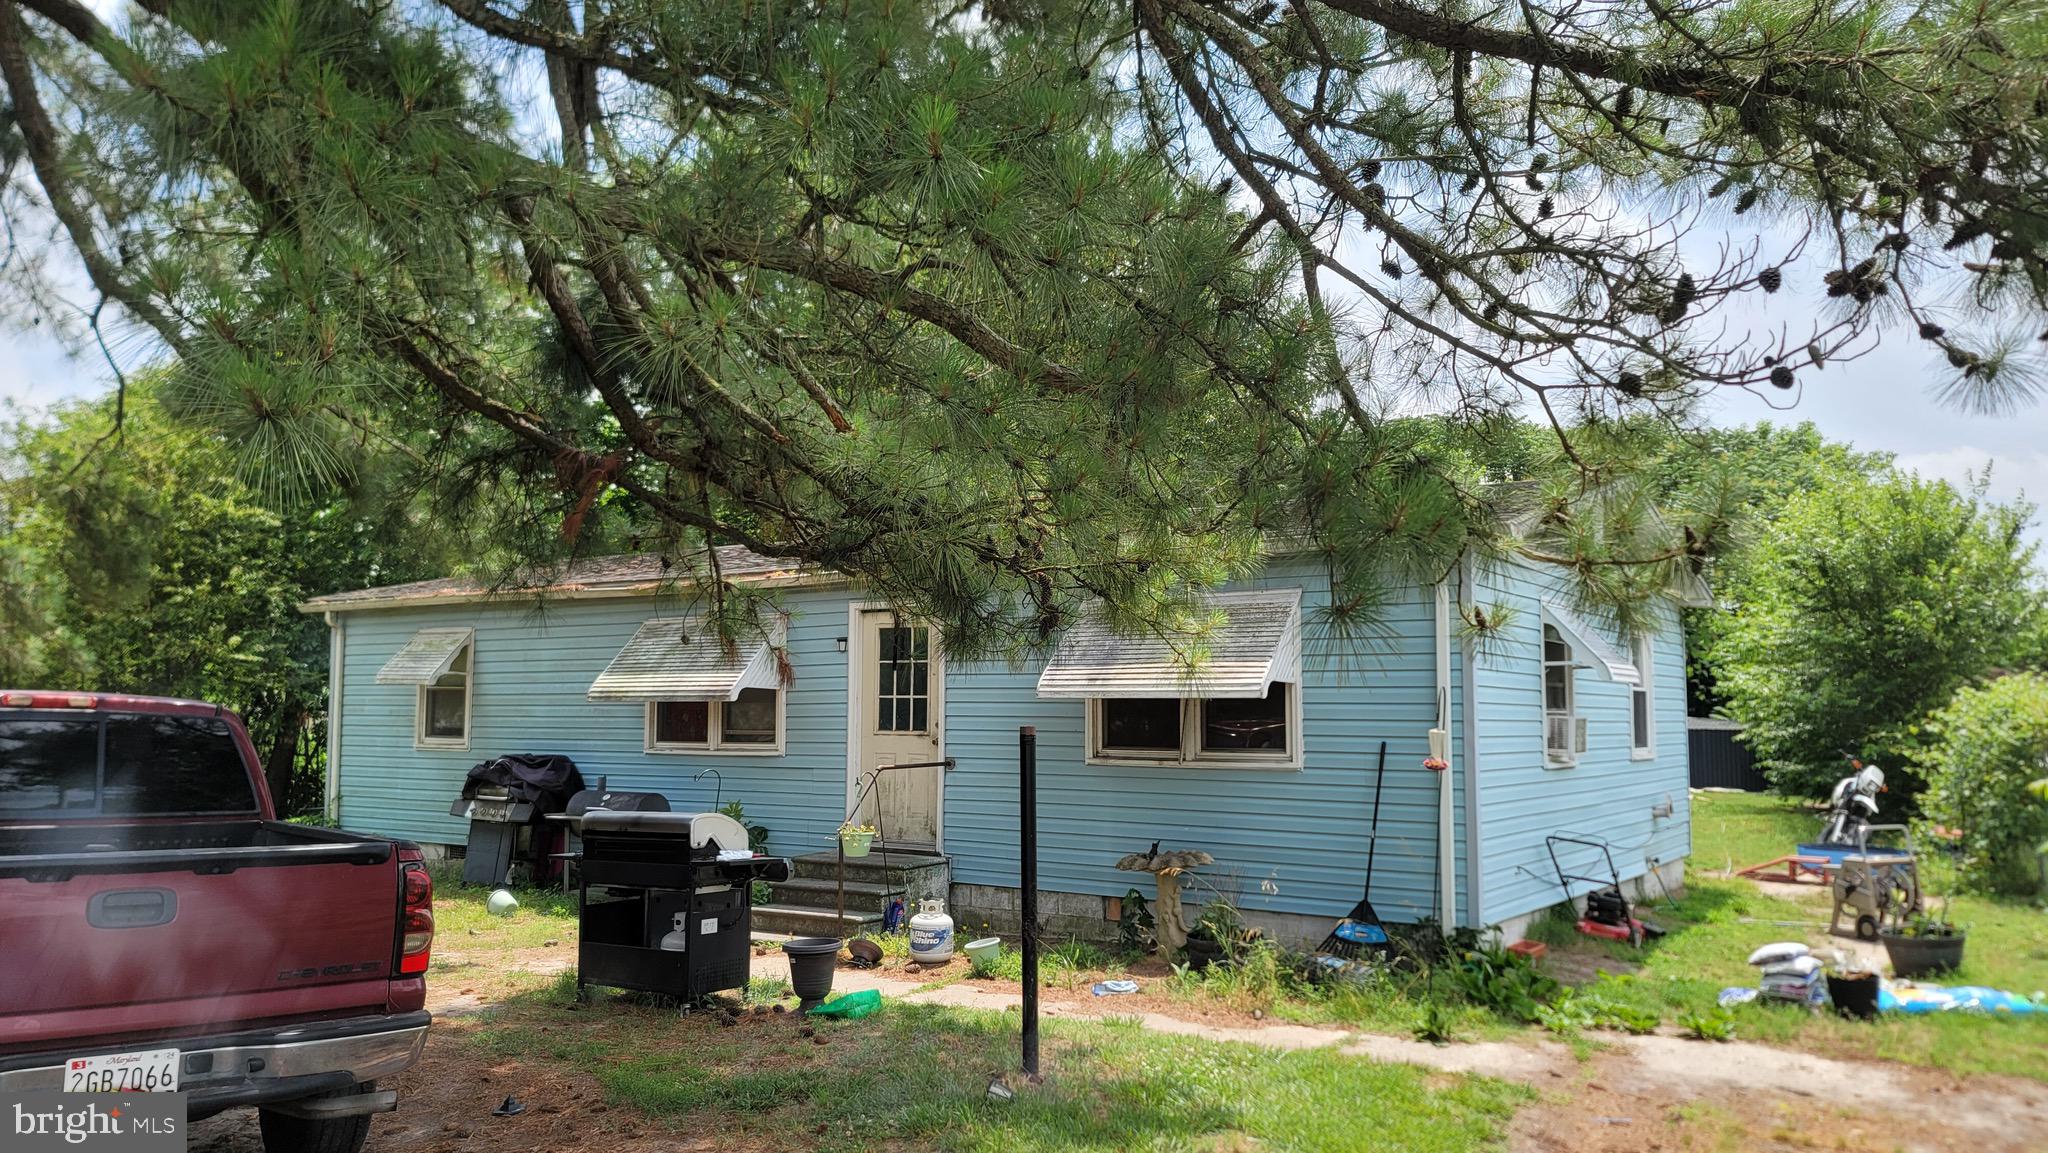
[852,610,943,849]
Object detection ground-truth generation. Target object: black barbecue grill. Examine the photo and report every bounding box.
[575,810,791,1003]
[448,754,583,887]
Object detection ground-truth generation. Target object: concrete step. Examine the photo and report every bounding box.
[767,876,901,914]
[789,849,947,885]
[751,903,882,939]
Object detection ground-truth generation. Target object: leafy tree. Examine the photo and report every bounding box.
[0,1,2038,653]
[0,383,457,814]
[1643,422,1893,715]
[1715,469,2045,802]
[1920,672,2048,895]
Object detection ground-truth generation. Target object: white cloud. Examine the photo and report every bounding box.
[1893,447,2048,512]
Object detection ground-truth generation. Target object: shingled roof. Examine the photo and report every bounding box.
[298,546,815,613]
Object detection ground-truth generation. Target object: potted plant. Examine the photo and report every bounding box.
[838,822,876,858]
[1882,906,1967,979]
[1823,954,1882,1020]
[1184,899,1242,971]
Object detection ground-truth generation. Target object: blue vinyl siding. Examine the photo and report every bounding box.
[943,562,1468,925]
[323,555,1688,931]
[1468,558,1692,925]
[332,590,851,854]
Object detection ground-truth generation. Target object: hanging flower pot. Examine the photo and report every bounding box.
[839,823,876,858]
[1422,757,1449,773]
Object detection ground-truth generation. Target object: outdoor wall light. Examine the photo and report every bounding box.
[836,636,848,652]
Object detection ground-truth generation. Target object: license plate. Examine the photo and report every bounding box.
[63,1048,180,1093]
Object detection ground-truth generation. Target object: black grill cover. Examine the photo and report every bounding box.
[462,754,585,813]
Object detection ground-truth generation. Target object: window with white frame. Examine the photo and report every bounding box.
[646,687,784,754]
[1090,683,1299,767]
[1542,624,1577,765]
[418,641,471,747]
[1630,635,1655,757]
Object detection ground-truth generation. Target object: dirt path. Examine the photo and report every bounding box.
[189,945,2047,1153]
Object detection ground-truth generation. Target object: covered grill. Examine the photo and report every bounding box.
[447,754,583,886]
[576,810,791,1003]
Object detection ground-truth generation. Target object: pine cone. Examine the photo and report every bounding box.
[1381,259,1402,279]
[1944,222,1989,251]
[1659,300,1688,325]
[1357,159,1381,183]
[1616,370,1644,396]
[1879,233,1910,252]
[1757,266,1782,293]
[1770,365,1794,389]
[1918,321,1946,340]
[1525,172,1544,191]
[1673,272,1698,306]
[1613,88,1634,117]
[1734,188,1759,214]
[1538,196,1555,219]
[1460,173,1480,194]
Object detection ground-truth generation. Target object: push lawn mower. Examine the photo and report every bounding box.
[1546,834,1664,947]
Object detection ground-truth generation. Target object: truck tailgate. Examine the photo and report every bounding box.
[1,842,398,1048]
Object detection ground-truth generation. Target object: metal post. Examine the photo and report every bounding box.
[1019,725,1039,1078]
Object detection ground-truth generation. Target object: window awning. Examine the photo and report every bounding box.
[587,618,782,703]
[1540,601,1640,684]
[1036,590,1302,699]
[375,628,472,685]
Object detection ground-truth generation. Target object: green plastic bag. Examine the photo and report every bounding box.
[807,989,883,1019]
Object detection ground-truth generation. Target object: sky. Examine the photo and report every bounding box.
[2,1,2043,551]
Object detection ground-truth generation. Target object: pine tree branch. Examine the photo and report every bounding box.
[0,2,187,359]
[694,240,1090,394]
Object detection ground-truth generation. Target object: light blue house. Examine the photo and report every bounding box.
[301,548,1696,943]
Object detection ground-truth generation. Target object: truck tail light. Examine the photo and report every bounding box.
[396,852,434,976]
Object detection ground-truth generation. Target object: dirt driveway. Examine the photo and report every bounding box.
[188,946,2047,1153]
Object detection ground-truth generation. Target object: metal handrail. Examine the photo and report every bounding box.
[837,758,954,928]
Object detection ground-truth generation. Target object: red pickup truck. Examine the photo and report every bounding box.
[0,692,433,1153]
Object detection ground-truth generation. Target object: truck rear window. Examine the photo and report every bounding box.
[0,712,259,817]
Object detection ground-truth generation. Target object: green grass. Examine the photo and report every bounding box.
[468,989,1530,1152]
[1530,791,2048,1081]
[428,864,579,954]
[1687,789,1818,874]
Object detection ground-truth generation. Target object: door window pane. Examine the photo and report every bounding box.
[654,700,710,745]
[1202,684,1290,752]
[876,625,930,733]
[1632,689,1651,749]
[1100,698,1181,751]
[722,689,778,744]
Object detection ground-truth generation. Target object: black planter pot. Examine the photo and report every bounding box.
[782,937,843,1007]
[1827,972,1881,1020]
[1184,934,1225,972]
[1881,931,1966,980]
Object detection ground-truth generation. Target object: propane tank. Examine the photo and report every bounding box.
[659,913,688,951]
[908,899,955,964]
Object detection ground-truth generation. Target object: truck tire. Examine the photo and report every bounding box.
[257,1081,376,1153]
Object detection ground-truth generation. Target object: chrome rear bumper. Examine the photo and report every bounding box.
[0,1011,429,1106]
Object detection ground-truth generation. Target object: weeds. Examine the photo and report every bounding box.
[1679,1008,1737,1042]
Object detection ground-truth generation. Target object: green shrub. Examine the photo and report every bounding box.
[1920,672,2048,895]
[1447,939,1559,1023]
